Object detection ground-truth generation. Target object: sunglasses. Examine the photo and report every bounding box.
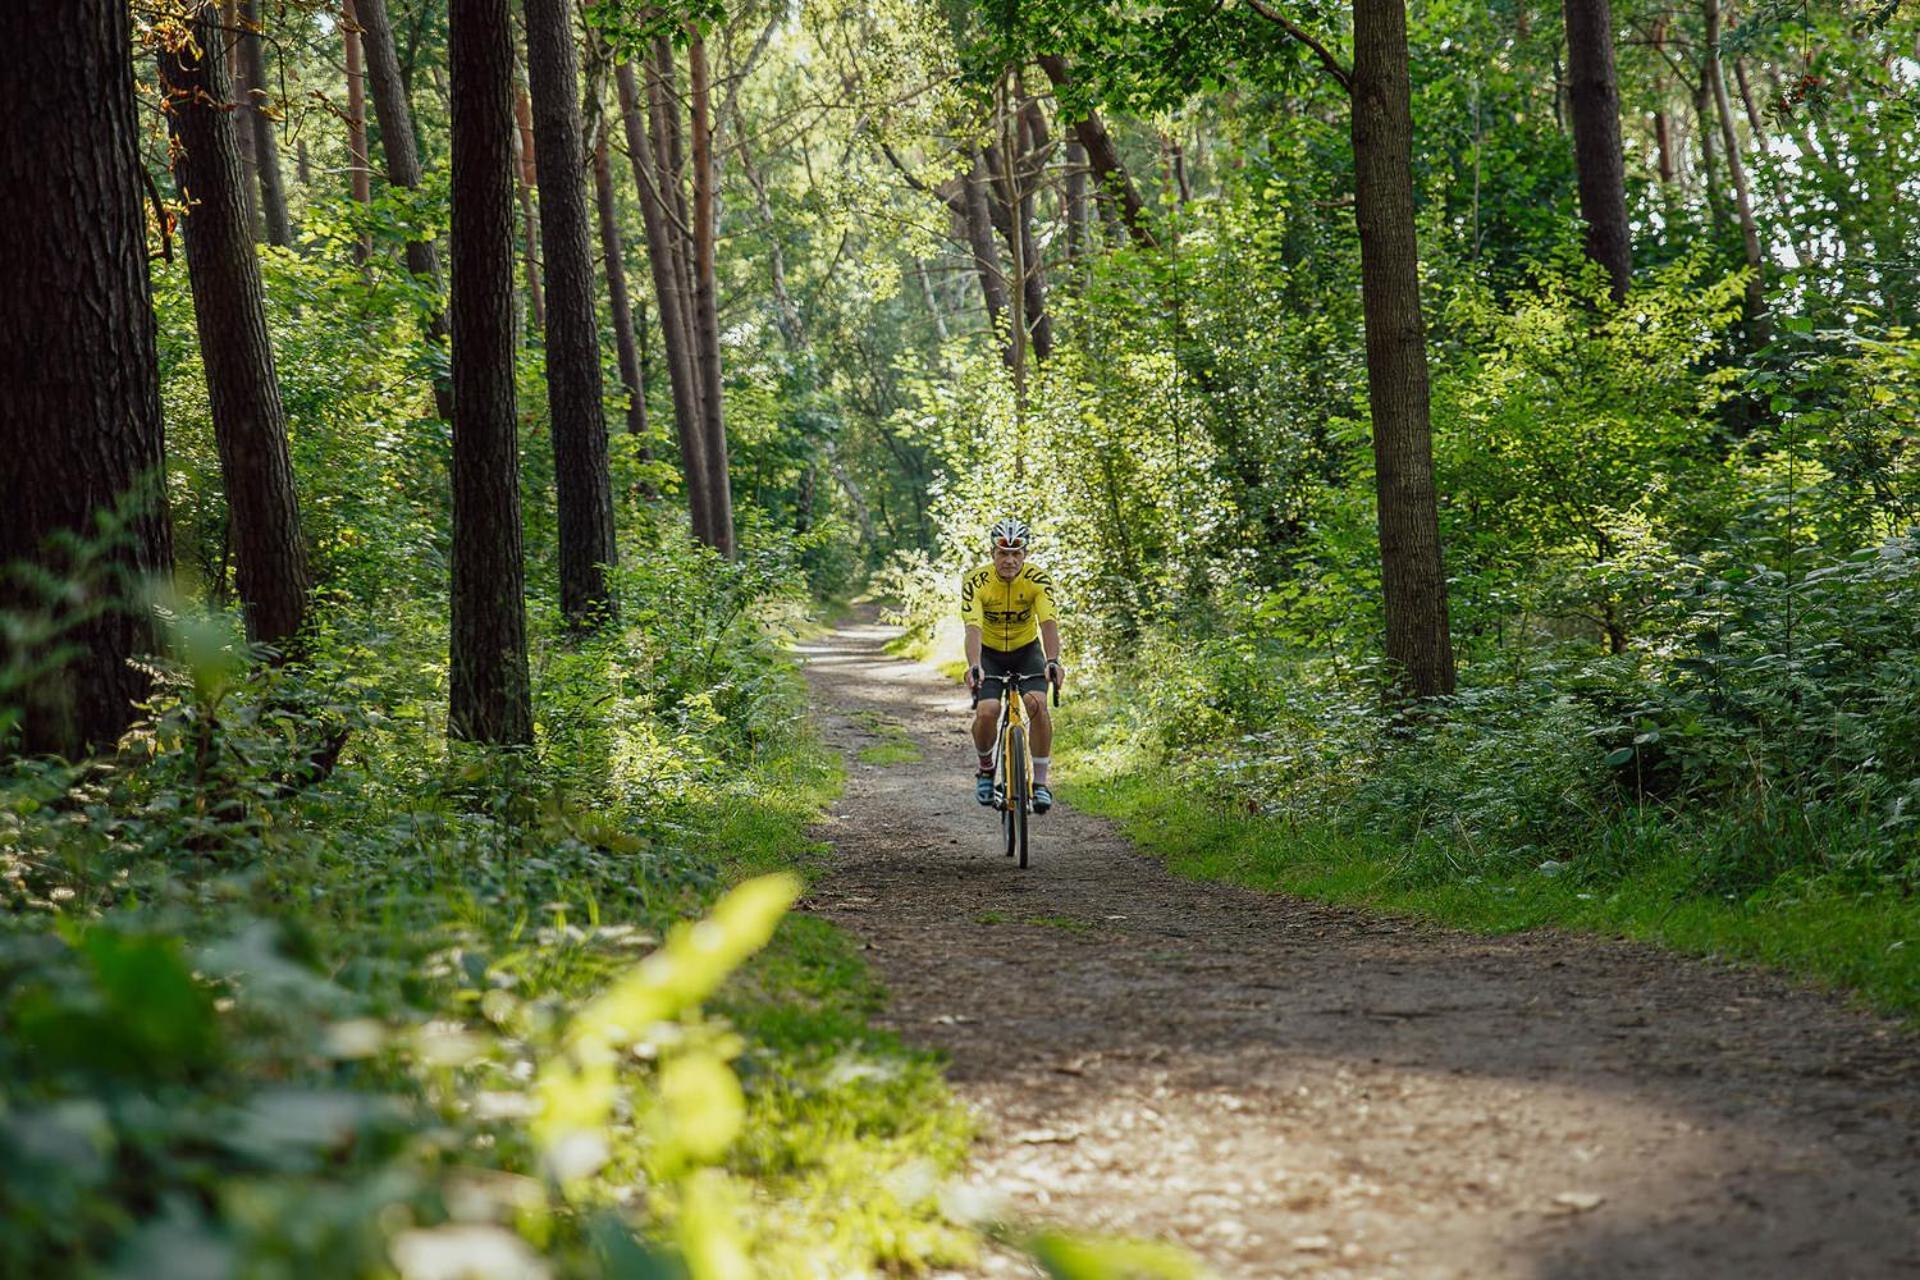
[993,539,1027,551]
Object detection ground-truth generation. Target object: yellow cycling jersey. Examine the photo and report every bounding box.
[960,563,1058,651]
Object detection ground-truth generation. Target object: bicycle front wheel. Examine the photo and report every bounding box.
[1004,724,1030,869]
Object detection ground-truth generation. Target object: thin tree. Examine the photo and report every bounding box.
[1036,54,1156,249]
[343,0,374,264]
[357,0,453,418]
[687,31,735,557]
[615,55,712,544]
[1350,0,1454,695]
[0,0,175,757]
[512,82,547,332]
[160,3,313,652]
[524,0,618,622]
[1704,0,1769,345]
[1563,0,1632,299]
[236,0,292,247]
[448,0,533,744]
[592,124,653,461]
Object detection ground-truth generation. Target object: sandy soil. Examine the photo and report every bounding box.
[795,619,1920,1279]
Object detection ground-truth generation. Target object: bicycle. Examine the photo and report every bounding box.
[980,665,1059,869]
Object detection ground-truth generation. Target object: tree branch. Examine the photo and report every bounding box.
[1245,0,1352,93]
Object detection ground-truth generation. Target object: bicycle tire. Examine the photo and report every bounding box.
[1006,724,1030,869]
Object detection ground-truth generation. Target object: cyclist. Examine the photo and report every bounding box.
[961,516,1064,813]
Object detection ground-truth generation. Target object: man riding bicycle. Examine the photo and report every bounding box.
[962,517,1064,813]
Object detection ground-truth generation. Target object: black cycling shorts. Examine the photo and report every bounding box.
[974,640,1050,706]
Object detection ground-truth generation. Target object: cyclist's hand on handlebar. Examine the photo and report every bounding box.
[966,664,984,691]
[1044,660,1064,688]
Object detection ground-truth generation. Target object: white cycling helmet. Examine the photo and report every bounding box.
[989,516,1030,550]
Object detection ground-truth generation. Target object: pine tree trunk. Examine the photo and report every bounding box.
[1651,17,1676,186]
[343,0,373,264]
[616,57,712,545]
[236,0,292,247]
[226,0,263,242]
[1351,0,1456,698]
[687,33,735,559]
[593,130,652,456]
[524,0,617,622]
[160,3,312,652]
[512,83,546,334]
[297,136,312,185]
[1562,0,1632,299]
[448,0,532,745]
[1037,54,1156,249]
[651,38,704,432]
[1704,0,1769,346]
[357,0,452,417]
[0,0,175,758]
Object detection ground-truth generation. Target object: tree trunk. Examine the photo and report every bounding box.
[447,0,532,745]
[0,0,175,758]
[160,2,312,652]
[235,0,291,247]
[296,136,311,185]
[1065,137,1089,260]
[1015,95,1055,360]
[961,148,1012,361]
[1734,57,1766,138]
[343,0,373,264]
[357,0,452,417]
[1562,0,1632,299]
[615,57,712,545]
[593,129,652,456]
[225,0,262,242]
[687,33,735,558]
[1704,0,1769,345]
[511,83,546,333]
[1351,0,1456,698]
[1652,18,1676,184]
[524,0,617,622]
[651,37,704,432]
[1036,54,1156,249]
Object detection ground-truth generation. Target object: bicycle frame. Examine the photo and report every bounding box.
[994,677,1034,813]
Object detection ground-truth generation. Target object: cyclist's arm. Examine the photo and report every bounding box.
[964,625,984,671]
[1040,620,1063,687]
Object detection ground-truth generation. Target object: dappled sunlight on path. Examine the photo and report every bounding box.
[799,615,1920,1279]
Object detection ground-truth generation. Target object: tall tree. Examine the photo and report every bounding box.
[592,126,652,455]
[160,2,312,652]
[1036,54,1156,249]
[615,56,713,544]
[687,31,735,558]
[448,0,533,744]
[1563,0,1632,299]
[1703,0,1769,345]
[225,0,262,241]
[0,0,175,757]
[236,0,292,248]
[512,82,547,332]
[1349,0,1456,696]
[343,0,374,264]
[356,0,453,418]
[524,0,618,622]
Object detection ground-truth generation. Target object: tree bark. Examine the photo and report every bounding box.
[1562,0,1632,299]
[448,0,532,744]
[1651,18,1676,184]
[343,0,373,264]
[511,82,546,333]
[0,0,175,757]
[616,57,711,546]
[357,0,452,416]
[1037,54,1156,249]
[1064,137,1089,261]
[1704,0,1769,345]
[1351,0,1455,698]
[235,0,292,247]
[296,136,312,185]
[687,32,735,558]
[961,148,1013,363]
[524,0,617,622]
[225,0,262,242]
[651,37,704,432]
[160,3,312,652]
[1014,96,1055,359]
[593,129,652,458]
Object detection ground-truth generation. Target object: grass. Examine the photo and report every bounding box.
[853,711,923,766]
[1058,707,1920,1022]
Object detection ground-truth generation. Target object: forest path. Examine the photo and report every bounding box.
[794,617,1919,1279]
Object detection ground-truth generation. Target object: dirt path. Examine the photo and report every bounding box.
[795,619,1920,1279]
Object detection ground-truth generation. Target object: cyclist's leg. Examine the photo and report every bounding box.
[1021,678,1055,812]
